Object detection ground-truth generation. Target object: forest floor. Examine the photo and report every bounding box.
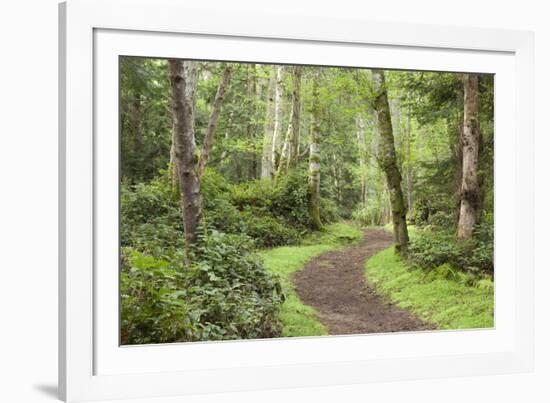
[294,228,435,335]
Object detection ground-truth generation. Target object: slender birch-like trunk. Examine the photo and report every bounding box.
[308,69,322,229]
[276,65,302,178]
[198,65,232,176]
[457,74,481,240]
[167,60,202,247]
[246,64,258,179]
[270,66,284,177]
[371,69,409,253]
[261,70,276,180]
[276,109,292,179]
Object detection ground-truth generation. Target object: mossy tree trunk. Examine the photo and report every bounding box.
[371,69,409,253]
[288,65,302,170]
[308,69,323,230]
[167,59,202,247]
[457,74,481,240]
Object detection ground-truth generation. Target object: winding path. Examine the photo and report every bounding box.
[293,228,434,335]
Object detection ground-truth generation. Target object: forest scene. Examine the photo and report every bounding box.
[120,57,494,345]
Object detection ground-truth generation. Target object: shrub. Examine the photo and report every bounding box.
[120,231,285,345]
[229,178,275,211]
[407,225,493,275]
[240,209,302,248]
[427,210,456,230]
[407,230,460,269]
[190,231,284,339]
[228,170,337,237]
[120,248,198,344]
[120,176,183,254]
[270,171,314,228]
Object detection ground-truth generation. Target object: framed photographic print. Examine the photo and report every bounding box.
[59,0,534,401]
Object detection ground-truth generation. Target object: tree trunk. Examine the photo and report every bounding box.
[220,110,234,164]
[276,108,292,181]
[287,66,302,170]
[169,121,179,194]
[308,70,322,230]
[167,59,202,247]
[198,65,231,176]
[247,64,258,180]
[129,94,142,182]
[371,70,409,253]
[405,105,414,213]
[270,66,284,178]
[457,74,481,240]
[261,70,276,180]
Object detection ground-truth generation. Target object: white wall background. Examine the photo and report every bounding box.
[0,0,546,402]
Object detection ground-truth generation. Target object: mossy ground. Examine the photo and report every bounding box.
[365,245,494,330]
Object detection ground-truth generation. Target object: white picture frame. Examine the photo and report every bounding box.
[59,0,534,401]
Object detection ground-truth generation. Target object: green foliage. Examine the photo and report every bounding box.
[226,170,339,244]
[271,171,315,228]
[365,246,494,330]
[120,249,194,344]
[351,204,385,226]
[240,211,301,247]
[120,175,182,255]
[120,58,172,183]
[407,221,494,274]
[121,230,284,345]
[121,169,319,252]
[189,231,284,339]
[319,197,340,224]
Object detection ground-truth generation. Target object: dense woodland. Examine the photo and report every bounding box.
[120,57,494,345]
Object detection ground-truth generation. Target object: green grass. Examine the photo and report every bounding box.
[260,222,363,337]
[365,246,494,330]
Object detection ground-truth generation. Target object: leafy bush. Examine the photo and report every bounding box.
[189,231,284,339]
[120,176,183,254]
[270,171,313,228]
[121,231,284,345]
[240,209,301,248]
[227,170,338,240]
[121,170,311,254]
[407,224,493,274]
[120,248,196,344]
[427,210,456,230]
[201,171,244,235]
[229,178,275,211]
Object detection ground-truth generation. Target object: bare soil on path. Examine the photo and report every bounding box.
[294,228,435,335]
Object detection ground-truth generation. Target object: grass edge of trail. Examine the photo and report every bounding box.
[364,245,494,330]
[260,222,363,337]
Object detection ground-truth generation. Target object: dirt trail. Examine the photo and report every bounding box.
[294,228,434,335]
